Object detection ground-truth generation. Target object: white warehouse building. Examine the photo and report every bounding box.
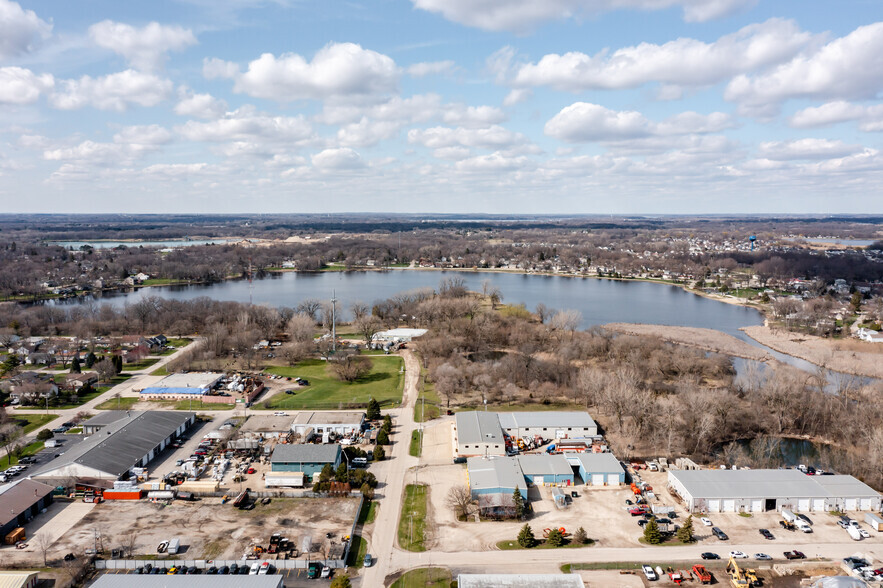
[669,469,882,514]
[454,410,597,457]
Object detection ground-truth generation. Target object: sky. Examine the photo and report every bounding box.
[1,0,883,215]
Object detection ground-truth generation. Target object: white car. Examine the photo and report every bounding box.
[642,565,658,581]
[729,551,748,559]
[754,553,772,560]
[859,529,870,538]
[701,517,713,526]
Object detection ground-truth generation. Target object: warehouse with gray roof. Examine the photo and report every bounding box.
[454,412,507,457]
[457,574,585,588]
[669,469,882,513]
[90,575,283,588]
[454,410,597,457]
[32,411,194,483]
[270,443,341,478]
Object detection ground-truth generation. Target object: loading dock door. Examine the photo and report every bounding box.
[845,498,858,511]
[607,474,621,486]
[722,499,736,512]
[860,499,872,511]
[750,500,763,512]
[591,474,606,486]
[534,476,544,486]
[708,500,721,512]
[812,499,825,512]
[797,499,810,512]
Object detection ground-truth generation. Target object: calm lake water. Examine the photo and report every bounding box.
[50,239,236,249]
[802,237,876,247]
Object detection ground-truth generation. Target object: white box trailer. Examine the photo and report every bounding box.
[865,513,883,532]
[846,525,862,541]
[781,508,797,523]
[168,537,180,554]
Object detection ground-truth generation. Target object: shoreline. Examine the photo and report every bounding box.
[603,323,777,364]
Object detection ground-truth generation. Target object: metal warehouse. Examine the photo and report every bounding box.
[457,574,585,588]
[454,412,506,457]
[32,411,195,482]
[498,411,597,439]
[270,443,341,478]
[0,479,55,539]
[568,453,625,486]
[517,454,574,486]
[90,575,283,588]
[138,372,223,399]
[466,457,527,499]
[291,411,365,436]
[668,469,882,513]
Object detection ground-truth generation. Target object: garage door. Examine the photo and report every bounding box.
[845,498,857,511]
[796,499,810,512]
[722,499,736,512]
[860,499,872,511]
[533,476,544,486]
[750,500,763,512]
[607,474,621,486]
[708,500,721,512]
[811,499,825,512]
[591,474,606,486]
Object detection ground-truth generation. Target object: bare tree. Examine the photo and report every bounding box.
[36,532,54,566]
[350,301,370,321]
[354,316,383,348]
[94,358,116,383]
[287,313,315,342]
[446,485,473,519]
[124,531,138,557]
[296,299,322,323]
[329,354,371,382]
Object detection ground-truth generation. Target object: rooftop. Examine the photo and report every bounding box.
[467,456,525,492]
[456,411,505,446]
[0,571,40,588]
[270,444,341,464]
[0,479,54,528]
[89,575,283,588]
[571,452,625,473]
[670,469,882,500]
[457,574,585,588]
[373,328,427,339]
[516,454,573,477]
[241,415,294,433]
[291,411,365,425]
[497,411,596,430]
[148,372,223,390]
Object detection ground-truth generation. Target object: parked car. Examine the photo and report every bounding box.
[755,553,772,561]
[18,457,36,464]
[700,517,713,526]
[642,565,658,581]
[625,499,633,506]
[320,566,331,579]
[629,507,649,516]
[759,529,774,540]
[730,551,748,559]
[257,562,270,575]
[859,529,870,538]
[700,552,720,560]
[364,554,372,567]
[784,551,806,560]
[249,563,259,575]
[712,527,729,540]
[218,566,229,575]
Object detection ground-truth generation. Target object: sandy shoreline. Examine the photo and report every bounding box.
[603,323,776,363]
[741,325,883,380]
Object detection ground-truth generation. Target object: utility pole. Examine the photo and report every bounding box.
[331,289,337,354]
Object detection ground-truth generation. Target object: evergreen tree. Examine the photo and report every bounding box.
[546,528,565,547]
[335,462,348,482]
[676,515,694,543]
[112,355,123,374]
[373,445,385,461]
[70,356,81,374]
[512,486,525,520]
[643,517,663,545]
[517,524,536,548]
[319,464,334,483]
[382,414,392,433]
[376,429,389,446]
[366,398,381,420]
[85,352,97,368]
[573,527,588,545]
[360,483,374,500]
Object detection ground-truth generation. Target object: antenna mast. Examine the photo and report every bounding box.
[331,289,337,353]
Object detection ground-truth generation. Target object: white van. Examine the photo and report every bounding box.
[167,538,180,554]
[352,457,368,468]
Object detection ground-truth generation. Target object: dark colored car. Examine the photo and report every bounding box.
[229,564,239,574]
[218,566,229,575]
[711,527,728,540]
[759,528,774,540]
[701,552,720,560]
[784,551,806,560]
[206,566,218,575]
[238,566,249,575]
[18,457,36,464]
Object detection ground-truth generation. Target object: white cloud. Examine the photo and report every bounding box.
[311,147,364,170]
[0,67,54,104]
[174,89,228,119]
[455,152,532,173]
[411,0,755,32]
[433,146,471,161]
[757,138,863,161]
[509,19,813,92]
[789,101,883,132]
[213,43,399,102]
[725,22,883,117]
[336,118,402,147]
[318,94,444,126]
[113,124,172,146]
[176,107,313,143]
[408,125,527,150]
[544,102,733,142]
[407,60,456,77]
[441,105,506,128]
[43,125,170,167]
[203,57,239,80]
[0,0,52,59]
[139,162,209,178]
[88,20,197,71]
[50,70,173,111]
[503,89,532,106]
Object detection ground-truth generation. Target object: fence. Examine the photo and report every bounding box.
[96,556,346,570]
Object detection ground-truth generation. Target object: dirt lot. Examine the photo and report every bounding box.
[51,496,360,561]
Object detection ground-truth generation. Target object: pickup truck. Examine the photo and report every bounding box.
[784,551,806,560]
[629,506,650,516]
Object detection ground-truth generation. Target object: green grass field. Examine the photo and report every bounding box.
[389,567,451,588]
[409,429,422,457]
[12,413,58,434]
[414,370,441,422]
[262,356,404,410]
[356,500,379,525]
[95,396,139,410]
[122,357,160,371]
[2,440,45,468]
[398,484,428,552]
[346,535,368,568]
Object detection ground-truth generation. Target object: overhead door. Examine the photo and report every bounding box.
[812,499,825,512]
[860,499,872,511]
[708,500,721,512]
[533,476,544,486]
[722,499,736,512]
[750,500,763,512]
[607,474,621,486]
[845,498,858,511]
[591,474,606,486]
[796,499,810,512]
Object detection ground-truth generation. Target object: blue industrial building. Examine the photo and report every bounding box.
[569,453,626,486]
[270,444,341,479]
[517,454,574,486]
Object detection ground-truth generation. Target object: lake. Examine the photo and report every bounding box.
[802,237,877,247]
[49,239,237,249]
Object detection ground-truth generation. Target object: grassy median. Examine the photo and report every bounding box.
[398,484,428,552]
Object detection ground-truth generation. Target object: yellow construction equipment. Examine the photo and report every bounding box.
[726,558,751,588]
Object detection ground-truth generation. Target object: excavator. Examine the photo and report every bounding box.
[727,557,761,588]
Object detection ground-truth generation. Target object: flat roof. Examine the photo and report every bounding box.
[152,372,222,390]
[467,457,525,493]
[270,444,341,464]
[516,454,573,477]
[497,411,596,430]
[457,574,585,588]
[240,415,294,433]
[374,328,427,338]
[0,571,39,588]
[291,411,365,426]
[89,576,283,588]
[456,412,504,446]
[572,453,625,473]
[670,469,882,500]
[33,411,195,478]
[0,479,54,528]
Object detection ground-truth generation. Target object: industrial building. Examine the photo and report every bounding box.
[466,457,527,499]
[32,411,195,483]
[290,411,365,437]
[240,414,295,439]
[669,469,883,513]
[517,454,574,486]
[0,571,40,588]
[138,372,223,399]
[0,479,55,540]
[454,410,597,457]
[270,444,342,478]
[569,453,626,486]
[457,574,585,588]
[89,576,283,588]
[454,412,507,457]
[372,328,427,344]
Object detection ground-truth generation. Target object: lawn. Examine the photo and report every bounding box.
[11,413,58,435]
[497,538,593,550]
[409,429,422,457]
[389,567,451,588]
[346,535,368,568]
[122,357,161,371]
[2,441,45,468]
[398,484,428,552]
[150,366,169,376]
[159,338,193,355]
[414,369,440,423]
[356,500,379,525]
[262,356,404,410]
[95,396,139,410]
